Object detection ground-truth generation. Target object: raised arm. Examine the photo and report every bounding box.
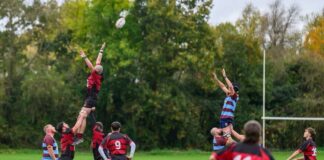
[80,50,95,71]
[230,127,245,142]
[212,72,230,94]
[96,43,106,65]
[222,68,235,94]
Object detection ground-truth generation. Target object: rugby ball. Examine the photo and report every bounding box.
[115,17,126,29]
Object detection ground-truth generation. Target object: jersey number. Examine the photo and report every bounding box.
[234,155,251,160]
[312,147,317,156]
[115,141,121,150]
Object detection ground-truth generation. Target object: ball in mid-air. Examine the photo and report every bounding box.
[115,17,126,29]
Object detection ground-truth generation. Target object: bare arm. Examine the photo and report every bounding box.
[231,128,245,142]
[222,68,235,94]
[80,50,94,71]
[212,72,230,94]
[287,150,301,160]
[96,43,106,65]
[225,136,236,146]
[47,145,56,160]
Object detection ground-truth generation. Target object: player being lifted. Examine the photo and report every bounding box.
[74,43,106,144]
[211,68,239,135]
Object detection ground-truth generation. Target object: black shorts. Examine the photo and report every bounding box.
[111,155,127,160]
[84,96,97,108]
[60,156,73,160]
[60,150,74,160]
[92,147,103,160]
[220,118,234,128]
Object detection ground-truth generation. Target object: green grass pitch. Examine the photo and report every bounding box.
[0,149,322,160]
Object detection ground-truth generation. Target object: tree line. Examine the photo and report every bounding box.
[0,0,323,150]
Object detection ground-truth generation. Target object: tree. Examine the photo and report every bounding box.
[304,10,324,56]
[0,0,72,147]
[236,3,267,46]
[265,0,300,50]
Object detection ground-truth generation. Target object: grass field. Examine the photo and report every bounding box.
[0,149,322,160]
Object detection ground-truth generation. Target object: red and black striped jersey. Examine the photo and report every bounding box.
[298,139,317,160]
[216,143,274,160]
[87,70,103,92]
[60,128,75,153]
[91,126,104,149]
[101,132,133,156]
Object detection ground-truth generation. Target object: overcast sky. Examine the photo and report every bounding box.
[209,0,324,30]
[2,0,324,32]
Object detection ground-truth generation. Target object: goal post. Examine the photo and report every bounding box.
[261,116,324,147]
[261,49,324,147]
[262,117,324,121]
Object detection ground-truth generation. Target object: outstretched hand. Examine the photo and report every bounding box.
[80,50,86,58]
[100,42,106,51]
[222,68,227,78]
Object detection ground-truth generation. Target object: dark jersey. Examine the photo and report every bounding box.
[92,126,105,149]
[101,132,132,156]
[87,71,103,94]
[60,128,75,158]
[216,143,274,160]
[298,139,317,160]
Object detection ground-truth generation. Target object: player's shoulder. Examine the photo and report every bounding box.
[65,128,73,135]
[43,135,55,144]
[120,133,129,138]
[307,139,316,146]
[43,135,52,141]
[260,147,275,159]
[301,139,312,146]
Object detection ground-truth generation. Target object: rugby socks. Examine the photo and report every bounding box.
[77,133,83,139]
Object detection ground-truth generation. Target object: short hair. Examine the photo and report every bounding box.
[210,127,220,136]
[306,127,316,141]
[95,65,103,74]
[43,124,51,133]
[111,121,121,131]
[243,120,261,144]
[56,122,65,134]
[95,122,103,130]
[233,83,239,92]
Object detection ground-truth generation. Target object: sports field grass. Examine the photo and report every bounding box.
[0,149,322,160]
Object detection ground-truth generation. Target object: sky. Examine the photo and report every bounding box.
[2,0,324,32]
[209,0,324,30]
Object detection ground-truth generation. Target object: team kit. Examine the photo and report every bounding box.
[41,16,317,160]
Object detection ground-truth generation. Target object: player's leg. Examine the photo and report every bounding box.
[72,106,91,145]
[92,148,97,160]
